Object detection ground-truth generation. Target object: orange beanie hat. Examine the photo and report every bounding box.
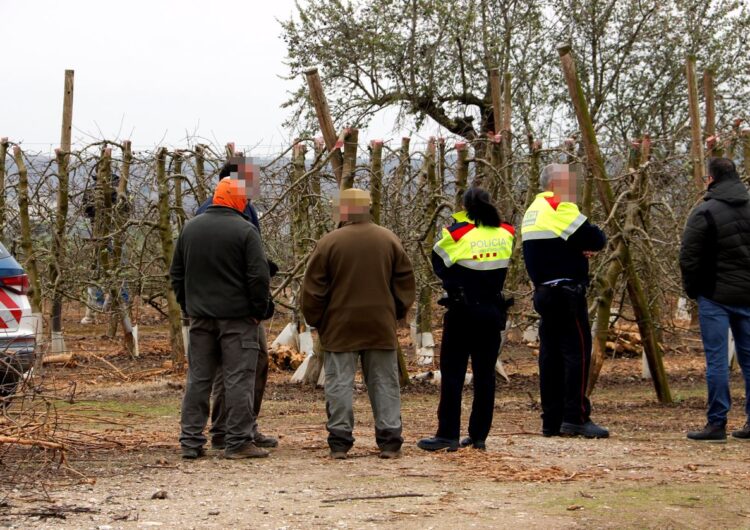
[213,177,247,213]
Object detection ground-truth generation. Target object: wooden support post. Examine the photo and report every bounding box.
[369,140,383,225]
[686,56,705,191]
[14,146,42,313]
[558,45,672,403]
[704,69,716,157]
[0,138,8,245]
[49,69,74,354]
[341,128,358,190]
[156,147,185,370]
[501,72,513,215]
[304,68,344,184]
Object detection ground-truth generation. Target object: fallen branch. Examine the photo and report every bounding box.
[0,436,64,450]
[322,493,426,504]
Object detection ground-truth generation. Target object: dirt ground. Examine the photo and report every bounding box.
[2,316,750,529]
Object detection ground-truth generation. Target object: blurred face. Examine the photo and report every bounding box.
[333,194,370,224]
[228,156,261,199]
[551,166,578,202]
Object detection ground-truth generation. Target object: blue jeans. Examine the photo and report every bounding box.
[697,296,750,425]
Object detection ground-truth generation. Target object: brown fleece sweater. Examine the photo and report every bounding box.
[302,222,416,352]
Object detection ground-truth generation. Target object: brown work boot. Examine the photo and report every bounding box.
[379,449,401,459]
[253,432,279,448]
[329,450,348,460]
[224,441,269,459]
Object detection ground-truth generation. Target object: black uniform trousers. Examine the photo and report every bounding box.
[436,304,504,441]
[533,283,592,431]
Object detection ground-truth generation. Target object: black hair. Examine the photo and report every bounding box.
[219,161,239,179]
[463,186,501,227]
[708,157,739,183]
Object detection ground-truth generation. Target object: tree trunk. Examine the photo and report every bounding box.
[703,69,716,157]
[49,148,69,355]
[13,147,42,313]
[0,138,7,245]
[194,144,208,205]
[341,128,358,190]
[416,139,437,365]
[156,147,185,371]
[369,140,383,225]
[172,151,186,230]
[686,56,705,191]
[454,142,469,210]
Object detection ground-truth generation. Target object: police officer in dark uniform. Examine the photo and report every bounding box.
[522,163,609,438]
[418,187,515,451]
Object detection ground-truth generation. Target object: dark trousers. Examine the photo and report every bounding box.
[533,284,592,430]
[210,325,269,441]
[180,318,260,451]
[436,305,504,441]
[697,296,750,425]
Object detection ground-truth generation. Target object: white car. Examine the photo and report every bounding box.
[0,242,36,399]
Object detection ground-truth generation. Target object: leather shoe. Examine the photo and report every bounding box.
[417,436,459,452]
[560,421,609,439]
[379,449,401,459]
[330,450,348,460]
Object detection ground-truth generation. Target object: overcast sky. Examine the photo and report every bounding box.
[2,0,419,155]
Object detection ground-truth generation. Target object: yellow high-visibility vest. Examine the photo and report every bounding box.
[521,192,587,241]
[433,211,514,270]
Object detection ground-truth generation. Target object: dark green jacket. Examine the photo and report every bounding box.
[170,206,270,319]
[679,178,750,306]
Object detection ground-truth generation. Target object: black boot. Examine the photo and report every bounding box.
[731,422,750,440]
[459,437,486,450]
[417,436,459,452]
[560,420,609,439]
[687,422,726,443]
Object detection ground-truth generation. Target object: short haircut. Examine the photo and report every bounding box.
[539,163,568,190]
[708,157,739,182]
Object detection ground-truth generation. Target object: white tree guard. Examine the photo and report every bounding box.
[181,325,190,361]
[416,332,435,365]
[132,324,140,358]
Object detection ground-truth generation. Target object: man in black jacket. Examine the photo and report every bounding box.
[196,158,279,450]
[522,164,609,439]
[680,157,750,442]
[171,176,271,459]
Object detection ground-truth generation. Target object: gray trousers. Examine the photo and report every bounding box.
[324,349,403,452]
[180,318,260,451]
[210,325,269,440]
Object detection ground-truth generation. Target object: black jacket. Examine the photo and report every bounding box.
[522,220,606,286]
[679,178,750,306]
[170,205,270,319]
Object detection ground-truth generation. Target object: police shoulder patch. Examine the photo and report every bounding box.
[447,221,475,242]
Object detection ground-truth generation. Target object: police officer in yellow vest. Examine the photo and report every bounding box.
[418,188,514,451]
[522,163,609,439]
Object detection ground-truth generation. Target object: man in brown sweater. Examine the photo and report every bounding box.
[302,188,415,459]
